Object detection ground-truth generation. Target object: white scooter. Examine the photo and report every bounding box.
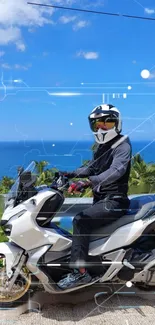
[1,161,155,307]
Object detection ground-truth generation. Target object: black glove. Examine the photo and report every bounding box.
[75,180,92,191]
[68,180,91,193]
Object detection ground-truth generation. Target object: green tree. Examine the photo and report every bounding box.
[0,176,14,194]
[91,142,98,154]
[128,154,155,194]
[35,160,59,186]
[35,160,49,174]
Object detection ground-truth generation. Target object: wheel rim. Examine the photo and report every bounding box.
[0,256,31,303]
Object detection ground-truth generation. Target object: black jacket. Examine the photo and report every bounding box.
[72,134,132,199]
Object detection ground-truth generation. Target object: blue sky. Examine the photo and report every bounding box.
[0,0,155,141]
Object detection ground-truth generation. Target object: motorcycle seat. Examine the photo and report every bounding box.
[90,195,155,241]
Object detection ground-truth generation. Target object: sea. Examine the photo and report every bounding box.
[0,140,155,180]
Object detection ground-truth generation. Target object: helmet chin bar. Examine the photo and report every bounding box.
[94,128,119,144]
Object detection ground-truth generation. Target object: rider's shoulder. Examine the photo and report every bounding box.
[111,134,131,151]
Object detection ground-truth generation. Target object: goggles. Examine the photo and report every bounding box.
[90,116,117,132]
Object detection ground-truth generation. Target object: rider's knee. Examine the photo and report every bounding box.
[73,214,82,225]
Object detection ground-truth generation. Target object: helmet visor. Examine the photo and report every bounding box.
[89,116,117,132]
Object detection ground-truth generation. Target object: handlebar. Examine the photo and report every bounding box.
[50,172,69,191]
[50,172,91,193]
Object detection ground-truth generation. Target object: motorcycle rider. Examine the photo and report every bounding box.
[57,104,132,290]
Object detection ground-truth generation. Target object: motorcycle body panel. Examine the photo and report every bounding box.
[1,161,155,294]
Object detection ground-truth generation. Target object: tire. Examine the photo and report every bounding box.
[0,257,34,309]
[0,289,32,309]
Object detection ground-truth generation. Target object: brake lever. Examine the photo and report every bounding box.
[50,174,69,191]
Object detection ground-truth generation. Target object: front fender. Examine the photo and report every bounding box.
[0,242,24,278]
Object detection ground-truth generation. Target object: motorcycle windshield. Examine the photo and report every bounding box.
[5,161,37,207]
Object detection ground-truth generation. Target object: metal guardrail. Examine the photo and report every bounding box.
[53,194,155,230]
[1,194,155,232]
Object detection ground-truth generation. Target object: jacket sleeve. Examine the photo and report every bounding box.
[89,142,131,189]
[73,159,95,178]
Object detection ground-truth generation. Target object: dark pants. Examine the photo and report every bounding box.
[70,195,130,268]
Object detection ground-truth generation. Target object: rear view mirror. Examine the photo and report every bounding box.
[20,171,32,184]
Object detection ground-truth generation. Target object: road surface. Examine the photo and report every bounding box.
[1,284,155,325]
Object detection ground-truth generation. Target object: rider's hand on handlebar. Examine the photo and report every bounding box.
[68,180,92,194]
[52,172,92,193]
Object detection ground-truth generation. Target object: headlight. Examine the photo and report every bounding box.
[1,224,12,236]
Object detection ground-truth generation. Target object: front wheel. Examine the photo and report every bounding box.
[0,255,32,308]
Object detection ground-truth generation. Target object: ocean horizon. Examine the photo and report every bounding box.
[0,139,155,179]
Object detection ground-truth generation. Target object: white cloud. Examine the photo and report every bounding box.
[0,27,26,51]
[56,0,77,5]
[28,27,36,33]
[59,15,90,31]
[43,51,49,56]
[144,8,155,14]
[0,51,5,57]
[0,27,21,45]
[73,20,90,31]
[0,0,54,27]
[14,64,29,70]
[0,0,56,51]
[1,63,11,69]
[1,62,32,70]
[16,42,26,52]
[76,51,99,59]
[84,0,105,8]
[59,15,77,24]
[0,0,98,51]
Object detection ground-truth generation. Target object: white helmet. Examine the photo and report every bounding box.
[88,104,122,144]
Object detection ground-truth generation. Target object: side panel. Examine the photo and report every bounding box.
[26,245,61,293]
[26,245,50,281]
[89,218,154,255]
[8,190,72,251]
[11,219,72,251]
